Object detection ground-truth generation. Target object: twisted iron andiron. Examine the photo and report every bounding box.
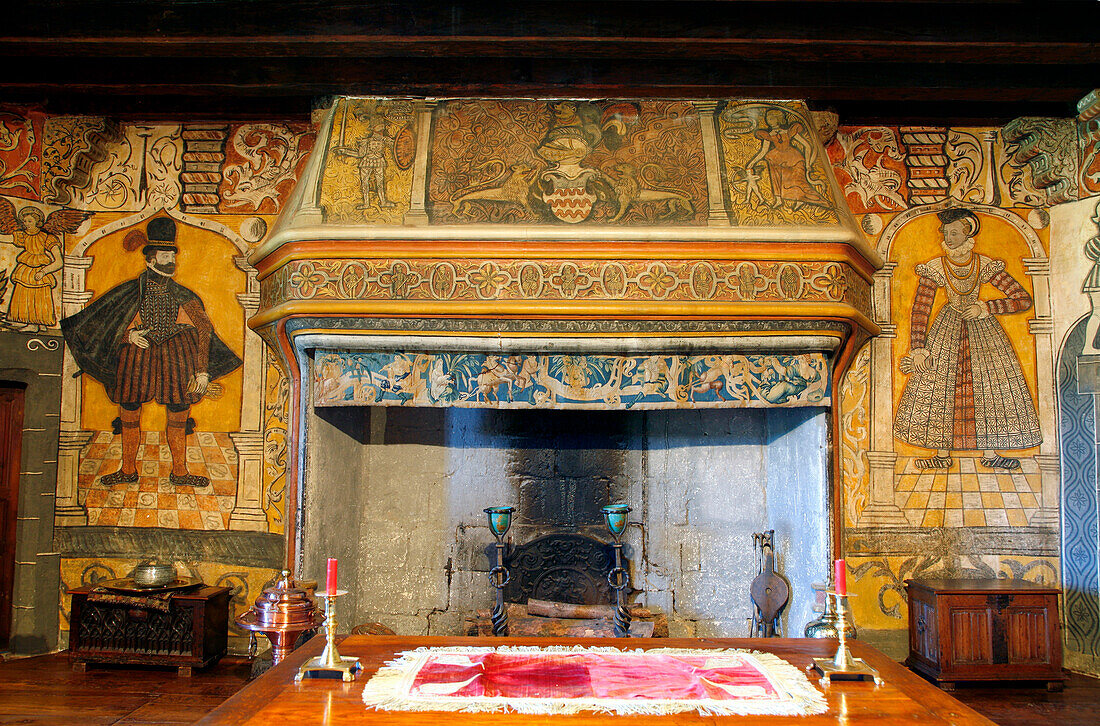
[484,506,514,637]
[602,504,632,637]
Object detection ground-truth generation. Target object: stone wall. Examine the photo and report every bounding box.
[302,404,828,637]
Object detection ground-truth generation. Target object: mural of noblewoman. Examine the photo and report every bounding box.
[893,208,1042,470]
[61,217,242,487]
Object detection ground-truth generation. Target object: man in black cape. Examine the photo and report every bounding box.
[61,216,241,487]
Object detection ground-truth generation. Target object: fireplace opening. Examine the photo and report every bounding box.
[303,402,829,637]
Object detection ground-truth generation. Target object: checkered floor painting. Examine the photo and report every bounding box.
[76,430,238,530]
[894,455,1042,527]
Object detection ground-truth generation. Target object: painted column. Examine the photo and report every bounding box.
[403,100,438,226]
[691,101,731,227]
[55,255,93,526]
[228,261,268,530]
[862,264,908,525]
[1024,256,1060,526]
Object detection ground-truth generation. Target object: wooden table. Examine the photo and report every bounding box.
[198,635,995,724]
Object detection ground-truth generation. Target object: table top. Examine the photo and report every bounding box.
[198,635,995,725]
[69,584,231,600]
[905,578,1061,594]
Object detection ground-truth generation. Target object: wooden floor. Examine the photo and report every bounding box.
[0,652,1097,725]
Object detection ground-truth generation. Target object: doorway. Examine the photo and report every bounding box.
[0,382,25,648]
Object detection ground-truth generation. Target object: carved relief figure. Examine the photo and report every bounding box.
[0,199,91,331]
[61,217,242,487]
[893,208,1041,470]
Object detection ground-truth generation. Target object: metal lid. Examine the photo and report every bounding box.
[250,570,318,627]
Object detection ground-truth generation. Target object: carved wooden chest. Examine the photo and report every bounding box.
[904,578,1064,691]
[68,584,231,676]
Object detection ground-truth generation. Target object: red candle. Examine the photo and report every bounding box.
[834,558,847,596]
[326,557,338,596]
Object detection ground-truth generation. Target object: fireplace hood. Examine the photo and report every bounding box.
[248,97,880,414]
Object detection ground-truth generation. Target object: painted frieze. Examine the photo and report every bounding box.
[261,257,868,308]
[428,99,706,225]
[314,350,830,410]
[717,101,841,226]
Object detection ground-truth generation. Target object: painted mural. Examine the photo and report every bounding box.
[0,199,91,332]
[0,110,43,200]
[2,96,1100,670]
[717,101,841,226]
[0,106,310,649]
[320,98,417,225]
[831,119,1089,661]
[314,351,830,410]
[61,216,243,488]
[427,99,706,225]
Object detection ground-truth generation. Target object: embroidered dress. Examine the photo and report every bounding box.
[7,229,60,326]
[893,254,1042,451]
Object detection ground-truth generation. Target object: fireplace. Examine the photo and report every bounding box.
[303,400,828,636]
[249,96,880,637]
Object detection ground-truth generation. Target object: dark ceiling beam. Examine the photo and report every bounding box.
[0,1,1095,124]
[2,37,1095,64]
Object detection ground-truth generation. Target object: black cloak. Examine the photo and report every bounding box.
[61,271,243,393]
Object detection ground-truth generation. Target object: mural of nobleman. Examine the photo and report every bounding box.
[893,208,1042,470]
[61,217,242,487]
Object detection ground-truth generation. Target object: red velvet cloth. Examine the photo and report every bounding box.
[410,651,777,701]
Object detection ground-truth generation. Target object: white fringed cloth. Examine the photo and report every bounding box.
[362,645,827,717]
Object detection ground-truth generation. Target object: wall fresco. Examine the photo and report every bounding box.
[827,127,908,214]
[220,123,315,214]
[831,119,1082,661]
[0,200,91,332]
[314,351,830,410]
[56,123,185,212]
[427,99,706,225]
[0,109,43,201]
[320,98,417,225]
[41,116,123,206]
[717,101,840,226]
[48,210,286,538]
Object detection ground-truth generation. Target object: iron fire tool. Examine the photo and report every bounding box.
[810,590,883,686]
[485,506,515,636]
[296,589,361,682]
[749,530,790,637]
[601,504,632,637]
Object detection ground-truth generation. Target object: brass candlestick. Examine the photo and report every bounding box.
[811,591,883,686]
[296,590,361,682]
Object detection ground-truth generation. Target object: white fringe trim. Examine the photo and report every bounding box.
[361,645,828,717]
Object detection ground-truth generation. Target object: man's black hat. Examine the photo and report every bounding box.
[123,216,179,256]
